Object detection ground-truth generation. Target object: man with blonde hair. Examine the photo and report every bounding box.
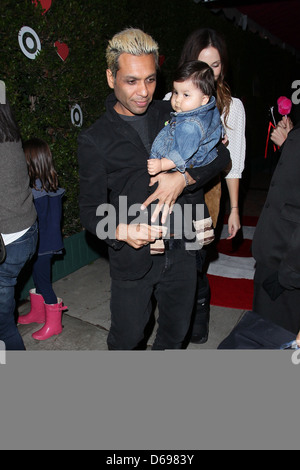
[78,28,230,350]
[106,28,160,78]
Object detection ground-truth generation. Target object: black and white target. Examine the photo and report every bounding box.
[18,26,41,60]
[71,104,83,127]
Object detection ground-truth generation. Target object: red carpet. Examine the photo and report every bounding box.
[207,216,258,310]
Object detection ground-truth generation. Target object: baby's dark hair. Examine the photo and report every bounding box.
[173,61,216,98]
[23,138,59,192]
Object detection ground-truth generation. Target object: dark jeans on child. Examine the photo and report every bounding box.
[32,254,57,305]
[0,222,38,350]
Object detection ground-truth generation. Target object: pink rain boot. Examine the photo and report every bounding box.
[32,298,68,341]
[18,289,46,325]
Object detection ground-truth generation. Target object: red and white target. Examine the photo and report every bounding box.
[207,217,257,310]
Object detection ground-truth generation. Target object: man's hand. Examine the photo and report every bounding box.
[141,171,190,224]
[271,116,294,147]
[271,125,289,147]
[280,116,294,133]
[116,223,162,250]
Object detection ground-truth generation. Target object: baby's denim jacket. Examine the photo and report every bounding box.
[150,96,222,173]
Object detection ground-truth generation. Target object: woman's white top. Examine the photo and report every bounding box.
[2,228,30,246]
[163,93,246,179]
[224,97,246,179]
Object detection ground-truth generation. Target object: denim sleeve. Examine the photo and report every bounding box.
[167,121,203,173]
[166,150,186,173]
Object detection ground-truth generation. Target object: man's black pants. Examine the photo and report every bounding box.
[108,249,197,350]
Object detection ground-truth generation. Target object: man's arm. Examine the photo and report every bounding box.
[186,143,231,191]
[78,132,124,250]
[78,132,106,235]
[141,143,230,224]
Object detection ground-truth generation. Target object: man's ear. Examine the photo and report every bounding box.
[106,69,115,89]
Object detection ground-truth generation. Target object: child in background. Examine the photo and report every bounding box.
[148,61,223,249]
[18,138,67,341]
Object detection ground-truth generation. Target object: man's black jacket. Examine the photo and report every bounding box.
[252,122,300,291]
[78,94,230,280]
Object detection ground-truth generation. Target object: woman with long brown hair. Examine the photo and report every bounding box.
[178,28,246,344]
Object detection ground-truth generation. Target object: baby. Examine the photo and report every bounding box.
[148,61,223,249]
[148,60,223,177]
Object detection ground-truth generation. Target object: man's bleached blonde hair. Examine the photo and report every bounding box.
[106,28,159,78]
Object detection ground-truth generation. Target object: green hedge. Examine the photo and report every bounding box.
[1,0,299,235]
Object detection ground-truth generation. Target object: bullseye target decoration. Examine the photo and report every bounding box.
[71,104,83,128]
[18,26,41,60]
[18,2,84,130]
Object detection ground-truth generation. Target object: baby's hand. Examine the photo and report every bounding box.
[222,134,229,146]
[148,159,162,176]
